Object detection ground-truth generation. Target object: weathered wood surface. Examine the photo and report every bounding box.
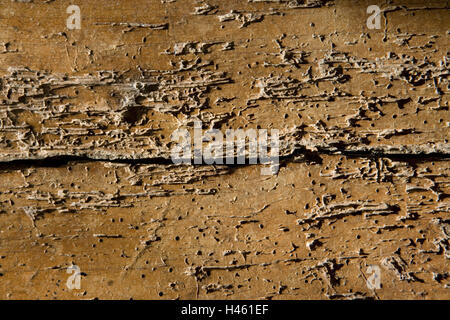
[0,0,448,299]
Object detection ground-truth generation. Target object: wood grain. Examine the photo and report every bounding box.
[0,0,448,299]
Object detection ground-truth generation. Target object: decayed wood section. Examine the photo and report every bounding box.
[0,0,448,299]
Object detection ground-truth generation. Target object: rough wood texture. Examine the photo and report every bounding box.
[0,0,448,299]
